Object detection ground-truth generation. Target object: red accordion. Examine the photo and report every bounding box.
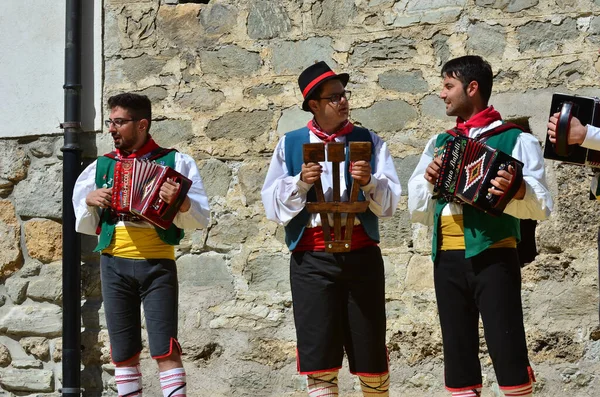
[434,133,523,216]
[112,159,192,229]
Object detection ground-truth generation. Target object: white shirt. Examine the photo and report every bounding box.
[261,129,401,227]
[583,124,600,150]
[408,120,553,226]
[72,152,210,235]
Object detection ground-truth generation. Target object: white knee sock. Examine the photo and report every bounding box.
[307,371,339,397]
[359,373,390,396]
[159,367,187,397]
[115,365,142,397]
[501,383,532,397]
[451,388,482,397]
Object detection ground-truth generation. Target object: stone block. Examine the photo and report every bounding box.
[432,32,450,66]
[206,214,259,251]
[199,3,238,36]
[13,160,62,220]
[175,87,225,111]
[0,368,53,392]
[177,253,233,289]
[466,22,507,59]
[242,337,295,369]
[205,110,273,141]
[11,359,43,369]
[247,1,291,40]
[151,119,194,148]
[245,83,285,99]
[198,159,232,199]
[19,337,50,361]
[0,140,29,183]
[312,0,356,29]
[6,278,28,305]
[548,60,586,84]
[27,262,63,303]
[0,200,22,278]
[199,46,261,79]
[155,3,207,50]
[238,160,269,206]
[134,86,169,103]
[271,38,335,74]
[378,70,429,93]
[243,252,290,294]
[27,137,59,159]
[0,344,11,367]
[517,18,577,52]
[24,219,62,264]
[405,255,434,291]
[352,100,418,133]
[276,106,312,138]
[475,0,539,13]
[391,0,466,27]
[350,37,417,67]
[0,303,62,337]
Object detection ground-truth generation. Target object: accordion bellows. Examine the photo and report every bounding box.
[112,159,192,229]
[434,135,523,216]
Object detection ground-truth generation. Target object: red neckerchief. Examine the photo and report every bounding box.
[307,119,354,142]
[454,106,502,135]
[115,136,160,159]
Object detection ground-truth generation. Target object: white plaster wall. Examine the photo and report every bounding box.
[0,0,102,138]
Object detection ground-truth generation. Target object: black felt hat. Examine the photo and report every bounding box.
[298,61,349,112]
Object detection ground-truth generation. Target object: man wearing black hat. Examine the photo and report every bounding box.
[261,62,401,396]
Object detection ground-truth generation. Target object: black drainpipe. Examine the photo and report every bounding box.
[60,0,82,395]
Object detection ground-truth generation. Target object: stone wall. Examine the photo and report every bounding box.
[3,0,600,395]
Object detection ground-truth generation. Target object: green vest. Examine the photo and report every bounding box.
[432,126,522,261]
[93,150,184,252]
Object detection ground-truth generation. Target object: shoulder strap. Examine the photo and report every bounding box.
[476,122,525,141]
[102,147,176,161]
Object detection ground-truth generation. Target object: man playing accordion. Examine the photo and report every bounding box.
[72,93,210,397]
[408,56,553,397]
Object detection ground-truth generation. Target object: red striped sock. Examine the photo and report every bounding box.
[115,365,142,397]
[451,388,481,397]
[307,371,339,397]
[159,367,186,397]
[501,383,532,397]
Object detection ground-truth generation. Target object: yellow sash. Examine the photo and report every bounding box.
[440,214,516,251]
[102,225,175,260]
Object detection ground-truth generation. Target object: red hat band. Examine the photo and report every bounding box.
[302,71,337,98]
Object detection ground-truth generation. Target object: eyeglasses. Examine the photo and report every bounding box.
[104,118,138,128]
[318,90,351,105]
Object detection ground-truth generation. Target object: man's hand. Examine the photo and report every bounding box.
[85,188,112,208]
[160,178,191,212]
[489,165,525,200]
[351,160,372,186]
[547,111,587,145]
[301,162,322,184]
[424,157,442,185]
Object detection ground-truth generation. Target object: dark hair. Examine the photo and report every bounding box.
[306,84,326,114]
[107,93,152,131]
[441,55,493,105]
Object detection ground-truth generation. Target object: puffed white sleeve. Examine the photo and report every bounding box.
[407,136,438,226]
[73,160,102,236]
[261,135,313,226]
[582,124,600,150]
[503,133,553,220]
[358,131,401,218]
[172,152,211,230]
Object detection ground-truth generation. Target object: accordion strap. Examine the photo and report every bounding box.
[445,122,525,141]
[103,147,177,162]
